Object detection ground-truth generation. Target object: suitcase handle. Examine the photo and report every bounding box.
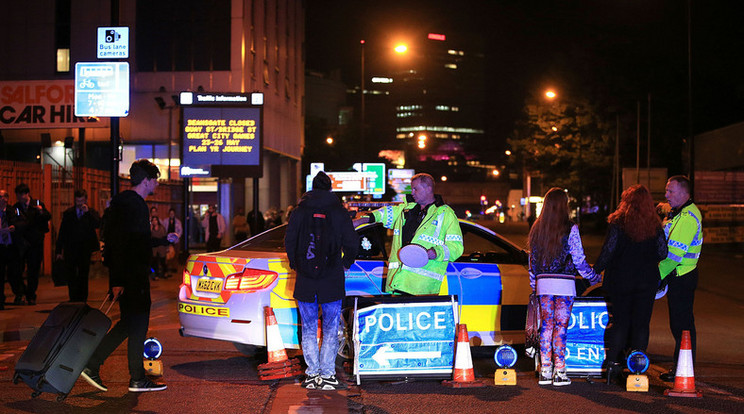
[98,293,117,315]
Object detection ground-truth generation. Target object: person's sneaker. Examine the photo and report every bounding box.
[538,366,553,385]
[302,374,320,389]
[660,369,676,382]
[128,378,167,392]
[317,375,345,390]
[553,369,571,386]
[80,368,108,392]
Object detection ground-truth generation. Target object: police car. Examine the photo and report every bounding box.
[177,219,531,354]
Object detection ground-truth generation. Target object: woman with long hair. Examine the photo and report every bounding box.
[528,188,599,386]
[594,184,667,384]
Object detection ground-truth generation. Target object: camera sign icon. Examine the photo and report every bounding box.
[97,27,129,59]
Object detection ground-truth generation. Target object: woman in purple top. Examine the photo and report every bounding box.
[528,188,599,386]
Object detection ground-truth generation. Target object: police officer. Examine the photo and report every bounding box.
[658,175,703,382]
[353,173,463,295]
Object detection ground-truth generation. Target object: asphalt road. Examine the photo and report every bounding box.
[1,222,743,413]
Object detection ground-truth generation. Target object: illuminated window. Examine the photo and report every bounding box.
[435,105,450,111]
[445,63,457,69]
[56,49,70,72]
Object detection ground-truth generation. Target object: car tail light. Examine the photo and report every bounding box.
[182,269,191,285]
[224,268,278,292]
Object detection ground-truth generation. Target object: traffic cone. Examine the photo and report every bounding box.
[442,324,486,388]
[664,330,702,398]
[258,306,303,380]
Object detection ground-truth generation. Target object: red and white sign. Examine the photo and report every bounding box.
[0,80,108,129]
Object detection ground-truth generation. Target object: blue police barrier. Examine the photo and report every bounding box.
[353,296,457,383]
[565,297,609,375]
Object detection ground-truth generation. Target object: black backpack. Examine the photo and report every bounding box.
[295,208,336,278]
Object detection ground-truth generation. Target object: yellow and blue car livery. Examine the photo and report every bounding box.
[178,219,531,350]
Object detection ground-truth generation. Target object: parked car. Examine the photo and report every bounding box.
[177,220,531,354]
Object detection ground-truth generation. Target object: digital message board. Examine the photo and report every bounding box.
[180,92,263,177]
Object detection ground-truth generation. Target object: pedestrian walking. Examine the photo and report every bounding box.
[11,183,51,306]
[80,159,178,393]
[0,189,20,310]
[55,189,101,302]
[202,204,225,252]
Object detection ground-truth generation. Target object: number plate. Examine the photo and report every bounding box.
[196,278,223,293]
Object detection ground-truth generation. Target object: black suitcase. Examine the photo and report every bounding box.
[13,302,112,401]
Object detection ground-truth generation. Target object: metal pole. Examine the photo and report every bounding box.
[110,0,120,196]
[687,0,695,195]
[647,93,651,190]
[360,40,366,161]
[252,177,259,232]
[636,100,640,184]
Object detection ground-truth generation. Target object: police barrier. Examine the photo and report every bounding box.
[353,295,458,384]
[565,297,608,376]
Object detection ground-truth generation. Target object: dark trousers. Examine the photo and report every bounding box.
[605,287,656,363]
[0,244,20,304]
[206,236,222,252]
[65,253,92,302]
[667,268,698,364]
[87,295,150,381]
[14,244,43,301]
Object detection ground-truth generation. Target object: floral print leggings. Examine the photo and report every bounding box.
[539,295,575,371]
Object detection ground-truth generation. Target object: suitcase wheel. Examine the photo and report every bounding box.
[56,393,67,402]
[31,391,42,398]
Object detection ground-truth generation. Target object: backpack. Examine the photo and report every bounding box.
[295,208,336,278]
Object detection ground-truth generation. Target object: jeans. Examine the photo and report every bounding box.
[297,298,342,378]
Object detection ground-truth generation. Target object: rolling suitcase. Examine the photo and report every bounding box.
[13,299,113,401]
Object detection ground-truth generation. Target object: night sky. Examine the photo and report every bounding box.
[306,0,744,163]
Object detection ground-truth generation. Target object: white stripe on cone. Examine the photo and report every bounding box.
[454,341,474,370]
[676,349,694,377]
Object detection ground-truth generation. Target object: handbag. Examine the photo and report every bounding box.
[51,259,68,287]
[525,292,540,358]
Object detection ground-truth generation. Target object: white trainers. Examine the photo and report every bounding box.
[553,369,571,386]
[538,366,553,385]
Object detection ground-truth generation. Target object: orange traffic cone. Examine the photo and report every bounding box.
[442,324,486,388]
[258,306,303,380]
[664,330,702,398]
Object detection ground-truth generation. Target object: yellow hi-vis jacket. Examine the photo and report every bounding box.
[370,199,463,295]
[659,201,703,279]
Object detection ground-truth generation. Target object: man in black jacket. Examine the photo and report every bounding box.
[55,189,101,302]
[80,160,178,393]
[0,189,20,310]
[11,183,51,306]
[284,172,358,390]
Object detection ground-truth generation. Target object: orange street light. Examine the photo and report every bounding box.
[492,169,500,177]
[545,90,557,100]
[394,44,408,54]
[326,137,334,145]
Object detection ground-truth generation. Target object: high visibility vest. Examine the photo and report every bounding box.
[659,202,702,279]
[371,201,463,295]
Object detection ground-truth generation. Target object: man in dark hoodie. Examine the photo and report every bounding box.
[284,171,358,390]
[80,160,178,393]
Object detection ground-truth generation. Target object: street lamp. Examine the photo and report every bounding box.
[545,90,557,100]
[154,94,179,180]
[394,44,408,54]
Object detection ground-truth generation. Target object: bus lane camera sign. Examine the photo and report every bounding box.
[354,302,457,378]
